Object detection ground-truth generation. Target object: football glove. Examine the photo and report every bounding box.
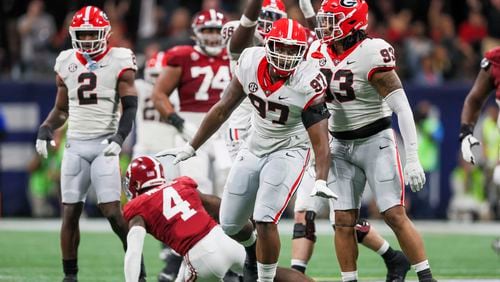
[35,125,56,158]
[101,134,124,156]
[460,134,481,165]
[156,143,195,165]
[310,180,338,199]
[404,156,426,192]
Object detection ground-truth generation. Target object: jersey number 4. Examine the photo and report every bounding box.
[77,72,98,105]
[190,66,230,101]
[162,187,197,221]
[320,69,355,103]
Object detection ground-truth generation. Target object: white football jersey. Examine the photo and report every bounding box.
[54,47,137,139]
[134,79,180,153]
[307,38,395,132]
[235,47,327,156]
[222,20,258,132]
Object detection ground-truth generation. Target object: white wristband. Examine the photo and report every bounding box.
[240,15,258,27]
[299,0,316,18]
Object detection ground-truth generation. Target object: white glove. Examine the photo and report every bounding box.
[156,143,196,165]
[101,139,122,156]
[461,134,481,165]
[404,156,426,192]
[493,165,500,185]
[310,180,338,199]
[35,139,56,158]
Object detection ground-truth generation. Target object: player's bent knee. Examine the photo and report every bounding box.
[354,218,371,243]
[383,208,407,228]
[220,223,243,236]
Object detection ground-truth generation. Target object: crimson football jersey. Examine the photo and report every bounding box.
[484,47,500,100]
[165,45,231,112]
[123,176,217,256]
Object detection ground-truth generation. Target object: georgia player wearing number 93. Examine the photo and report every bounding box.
[308,0,434,281]
[34,6,142,281]
[157,18,335,281]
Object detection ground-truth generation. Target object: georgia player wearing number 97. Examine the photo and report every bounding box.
[34,6,144,281]
[308,0,434,281]
[153,9,232,196]
[157,18,336,282]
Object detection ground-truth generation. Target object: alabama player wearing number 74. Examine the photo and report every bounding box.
[157,18,336,282]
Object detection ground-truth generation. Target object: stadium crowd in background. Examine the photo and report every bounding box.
[0,0,499,83]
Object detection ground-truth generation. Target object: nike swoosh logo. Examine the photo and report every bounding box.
[285,152,295,158]
[379,145,389,150]
[346,61,355,65]
[278,96,288,100]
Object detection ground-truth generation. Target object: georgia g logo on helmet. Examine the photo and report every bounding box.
[340,0,358,7]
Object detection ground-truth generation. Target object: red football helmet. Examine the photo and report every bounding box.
[124,156,166,199]
[315,0,368,43]
[258,0,287,38]
[192,9,227,56]
[69,6,111,55]
[144,51,167,84]
[265,19,308,76]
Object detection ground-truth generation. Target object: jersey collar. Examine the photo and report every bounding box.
[75,47,110,66]
[257,57,288,97]
[326,38,364,65]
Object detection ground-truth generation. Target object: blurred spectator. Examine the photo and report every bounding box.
[483,0,500,53]
[412,54,444,86]
[409,101,444,218]
[404,21,433,78]
[27,128,65,217]
[16,0,56,80]
[448,156,491,221]
[458,10,487,52]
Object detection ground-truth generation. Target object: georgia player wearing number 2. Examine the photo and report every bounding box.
[34,6,145,281]
[158,18,335,282]
[153,9,232,196]
[309,1,434,282]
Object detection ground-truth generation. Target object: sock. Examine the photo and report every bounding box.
[62,259,78,276]
[257,262,277,282]
[379,244,398,262]
[376,240,390,256]
[341,270,358,282]
[240,231,257,247]
[413,260,433,281]
[290,259,307,273]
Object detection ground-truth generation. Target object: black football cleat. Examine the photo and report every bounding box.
[62,274,77,282]
[385,250,411,282]
[242,255,258,282]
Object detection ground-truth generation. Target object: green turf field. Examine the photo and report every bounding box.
[0,231,499,282]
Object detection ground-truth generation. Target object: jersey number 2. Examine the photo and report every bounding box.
[162,187,197,221]
[77,72,98,105]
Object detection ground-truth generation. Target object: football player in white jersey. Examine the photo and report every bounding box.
[157,19,336,282]
[34,6,145,282]
[306,1,434,282]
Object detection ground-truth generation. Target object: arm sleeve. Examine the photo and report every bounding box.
[116,96,138,144]
[384,88,418,160]
[124,226,146,282]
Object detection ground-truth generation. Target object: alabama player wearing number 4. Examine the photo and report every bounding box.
[34,6,145,282]
[157,18,335,282]
[308,0,434,282]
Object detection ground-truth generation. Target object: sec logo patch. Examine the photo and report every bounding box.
[248,82,258,93]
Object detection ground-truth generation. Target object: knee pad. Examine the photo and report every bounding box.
[354,218,371,243]
[292,211,316,242]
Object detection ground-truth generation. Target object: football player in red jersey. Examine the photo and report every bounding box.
[33,6,146,281]
[460,47,500,250]
[123,156,315,282]
[152,9,232,198]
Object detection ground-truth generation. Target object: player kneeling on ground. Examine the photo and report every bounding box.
[123,156,313,282]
